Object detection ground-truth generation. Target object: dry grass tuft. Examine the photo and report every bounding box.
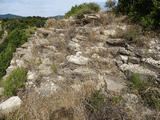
[64,26,76,42]
[85,91,133,120]
[87,30,98,42]
[45,19,71,29]
[1,80,96,120]
[110,25,149,48]
[99,12,116,26]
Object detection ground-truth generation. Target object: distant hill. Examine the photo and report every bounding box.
[0,14,23,19]
[49,15,64,19]
[0,14,63,19]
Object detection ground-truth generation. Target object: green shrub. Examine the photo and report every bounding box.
[65,3,100,18]
[114,0,160,30]
[25,27,36,37]
[3,67,27,96]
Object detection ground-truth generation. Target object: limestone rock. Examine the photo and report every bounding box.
[104,29,116,36]
[68,41,80,52]
[67,52,89,65]
[73,67,95,75]
[128,57,140,64]
[106,38,125,46]
[82,14,100,23]
[106,79,126,92]
[142,57,160,71]
[120,63,157,80]
[118,47,130,55]
[123,94,138,104]
[115,60,123,67]
[84,14,100,20]
[0,96,22,114]
[27,71,39,81]
[35,81,59,96]
[98,75,126,92]
[120,55,128,63]
[108,47,120,55]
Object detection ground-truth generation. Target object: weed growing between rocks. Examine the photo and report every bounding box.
[51,62,57,73]
[128,73,160,111]
[110,25,149,48]
[2,67,27,96]
[85,90,132,120]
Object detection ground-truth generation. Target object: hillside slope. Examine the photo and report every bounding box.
[0,12,160,119]
[0,14,23,19]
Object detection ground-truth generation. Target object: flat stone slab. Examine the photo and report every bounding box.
[73,67,95,75]
[98,75,126,92]
[0,96,22,114]
[106,38,125,46]
[67,52,89,65]
[106,79,126,92]
[120,63,158,81]
[120,64,157,77]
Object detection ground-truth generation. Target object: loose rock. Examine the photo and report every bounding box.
[0,96,22,114]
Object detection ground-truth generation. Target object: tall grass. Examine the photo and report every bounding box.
[3,67,27,96]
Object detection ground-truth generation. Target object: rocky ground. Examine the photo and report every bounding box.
[0,12,160,120]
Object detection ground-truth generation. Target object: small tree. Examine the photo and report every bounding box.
[105,0,116,9]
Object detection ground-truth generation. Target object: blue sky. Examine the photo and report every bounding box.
[0,0,107,17]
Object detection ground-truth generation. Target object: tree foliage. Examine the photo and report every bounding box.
[105,0,116,9]
[0,17,46,79]
[114,0,160,30]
